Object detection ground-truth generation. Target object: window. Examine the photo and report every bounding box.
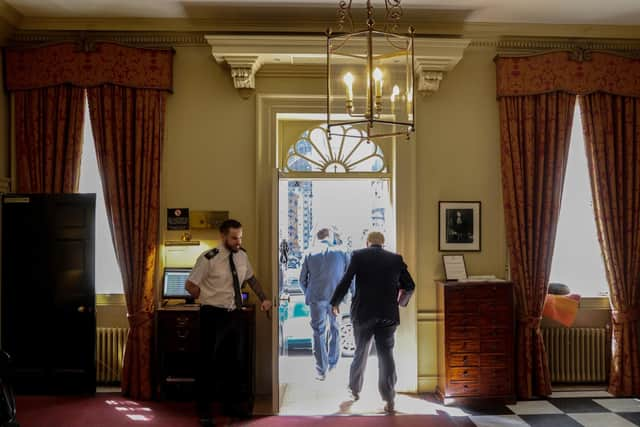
[549,104,608,297]
[285,125,386,173]
[78,100,123,294]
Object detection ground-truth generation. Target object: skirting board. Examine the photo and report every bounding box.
[418,375,438,393]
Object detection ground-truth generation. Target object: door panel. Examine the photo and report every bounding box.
[1,196,49,391]
[49,196,96,393]
[2,194,96,394]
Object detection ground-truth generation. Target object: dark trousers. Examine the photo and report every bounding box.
[349,318,398,402]
[196,305,248,418]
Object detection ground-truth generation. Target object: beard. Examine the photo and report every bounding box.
[225,242,241,252]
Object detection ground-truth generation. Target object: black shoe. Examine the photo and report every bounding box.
[348,387,359,401]
[384,400,395,414]
[199,417,216,427]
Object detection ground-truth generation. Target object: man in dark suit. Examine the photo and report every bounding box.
[330,231,415,414]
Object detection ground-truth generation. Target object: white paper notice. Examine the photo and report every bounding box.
[443,255,468,281]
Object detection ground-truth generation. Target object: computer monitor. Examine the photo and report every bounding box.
[162,267,192,300]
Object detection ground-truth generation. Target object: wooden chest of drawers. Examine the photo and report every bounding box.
[436,281,515,405]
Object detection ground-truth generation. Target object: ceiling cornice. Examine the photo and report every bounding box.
[13,15,640,40]
[0,0,21,44]
[0,0,21,28]
[9,30,640,53]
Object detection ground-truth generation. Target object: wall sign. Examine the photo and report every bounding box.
[167,208,189,230]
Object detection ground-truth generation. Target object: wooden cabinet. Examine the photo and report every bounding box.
[436,281,515,405]
[155,306,200,399]
[155,305,255,402]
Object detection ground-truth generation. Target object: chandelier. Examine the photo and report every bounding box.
[326,0,415,141]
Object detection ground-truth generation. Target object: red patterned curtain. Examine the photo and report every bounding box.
[5,42,173,400]
[497,50,640,398]
[87,85,165,400]
[580,93,640,396]
[499,92,576,399]
[14,85,85,192]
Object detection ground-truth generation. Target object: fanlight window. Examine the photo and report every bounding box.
[285,125,387,173]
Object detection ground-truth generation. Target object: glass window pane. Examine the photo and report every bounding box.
[78,99,124,294]
[285,125,387,173]
[549,104,608,297]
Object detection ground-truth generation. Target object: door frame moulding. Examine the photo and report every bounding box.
[256,94,418,414]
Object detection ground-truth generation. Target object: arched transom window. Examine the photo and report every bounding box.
[284,125,388,174]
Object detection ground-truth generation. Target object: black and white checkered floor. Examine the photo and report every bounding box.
[449,391,640,427]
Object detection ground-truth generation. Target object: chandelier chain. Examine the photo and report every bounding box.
[335,0,404,33]
[384,0,403,33]
[366,0,375,28]
[336,0,354,32]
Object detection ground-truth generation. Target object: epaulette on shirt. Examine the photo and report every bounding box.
[204,248,219,259]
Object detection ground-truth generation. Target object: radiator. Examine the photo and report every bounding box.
[96,327,129,384]
[542,327,608,384]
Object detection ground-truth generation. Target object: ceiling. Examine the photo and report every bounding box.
[4,0,640,25]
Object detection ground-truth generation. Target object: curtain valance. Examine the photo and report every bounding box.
[4,42,174,92]
[496,51,640,97]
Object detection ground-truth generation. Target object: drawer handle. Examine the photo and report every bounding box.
[463,356,468,361]
[463,370,468,377]
[176,329,190,339]
[463,384,469,389]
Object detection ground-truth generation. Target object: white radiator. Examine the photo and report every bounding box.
[542,327,608,384]
[96,327,129,384]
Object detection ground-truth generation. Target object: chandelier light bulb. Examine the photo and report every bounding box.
[343,72,354,102]
[373,67,383,97]
[391,84,400,102]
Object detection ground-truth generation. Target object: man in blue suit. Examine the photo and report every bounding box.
[331,231,415,413]
[300,227,350,381]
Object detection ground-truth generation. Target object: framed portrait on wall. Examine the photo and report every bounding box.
[439,201,481,252]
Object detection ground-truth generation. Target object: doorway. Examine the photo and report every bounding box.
[277,178,396,414]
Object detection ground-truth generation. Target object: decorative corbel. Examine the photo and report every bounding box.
[222,56,262,99]
[415,68,444,96]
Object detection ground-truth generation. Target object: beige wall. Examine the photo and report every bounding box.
[415,46,508,389]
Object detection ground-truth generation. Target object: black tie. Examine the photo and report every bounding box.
[229,253,243,310]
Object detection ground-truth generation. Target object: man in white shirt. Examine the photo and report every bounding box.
[185,219,272,427]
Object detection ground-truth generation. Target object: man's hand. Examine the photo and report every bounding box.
[332,305,340,317]
[261,299,273,312]
[185,281,200,299]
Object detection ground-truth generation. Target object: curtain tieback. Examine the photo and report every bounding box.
[519,315,543,330]
[127,310,153,328]
[612,307,640,324]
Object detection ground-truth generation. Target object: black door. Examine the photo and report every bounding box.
[1,194,96,394]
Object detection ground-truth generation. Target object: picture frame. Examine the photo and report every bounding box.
[439,201,481,252]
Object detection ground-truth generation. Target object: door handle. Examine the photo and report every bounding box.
[77,306,94,313]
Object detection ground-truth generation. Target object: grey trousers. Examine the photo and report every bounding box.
[349,318,398,402]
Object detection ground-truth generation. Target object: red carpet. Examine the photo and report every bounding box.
[16,394,457,427]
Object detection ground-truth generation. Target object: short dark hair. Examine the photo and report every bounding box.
[219,219,242,234]
[316,228,330,240]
